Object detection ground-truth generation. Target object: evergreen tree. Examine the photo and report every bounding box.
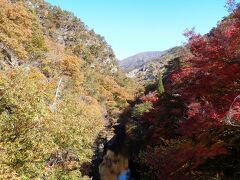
[158,72,165,95]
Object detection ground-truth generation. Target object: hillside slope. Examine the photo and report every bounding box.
[126,46,188,84]
[119,51,164,72]
[0,0,135,179]
[121,3,240,179]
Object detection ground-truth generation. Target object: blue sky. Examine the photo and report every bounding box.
[46,0,230,59]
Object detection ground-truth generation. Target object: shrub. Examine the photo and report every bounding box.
[132,102,153,118]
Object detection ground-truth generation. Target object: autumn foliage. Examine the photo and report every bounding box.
[0,0,135,179]
[126,1,240,179]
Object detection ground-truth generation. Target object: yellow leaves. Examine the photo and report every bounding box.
[102,75,133,100]
[0,1,136,179]
[0,68,58,178]
[90,74,134,112]
[60,55,83,78]
[46,39,65,57]
[73,44,95,63]
[29,67,46,79]
[0,0,47,60]
[4,1,32,26]
[46,93,105,170]
[0,34,28,59]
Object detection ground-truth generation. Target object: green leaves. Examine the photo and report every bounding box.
[158,73,164,95]
[132,102,153,118]
[0,67,106,178]
[0,68,56,178]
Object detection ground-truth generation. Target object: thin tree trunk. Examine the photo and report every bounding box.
[51,77,63,111]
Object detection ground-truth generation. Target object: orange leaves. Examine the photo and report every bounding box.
[0,0,46,60]
[58,55,84,90]
[59,55,82,77]
[5,2,32,26]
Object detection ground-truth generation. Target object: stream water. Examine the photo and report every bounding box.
[99,150,130,180]
[99,150,129,180]
[96,116,136,180]
[118,170,130,180]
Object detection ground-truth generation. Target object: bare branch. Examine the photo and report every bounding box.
[224,94,240,126]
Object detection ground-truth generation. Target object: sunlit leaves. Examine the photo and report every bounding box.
[0,0,135,179]
[129,2,240,179]
[0,68,56,178]
[0,0,47,60]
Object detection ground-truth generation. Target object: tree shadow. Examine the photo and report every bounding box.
[89,99,136,180]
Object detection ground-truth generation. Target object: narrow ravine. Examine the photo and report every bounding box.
[96,123,130,180]
[91,103,139,180]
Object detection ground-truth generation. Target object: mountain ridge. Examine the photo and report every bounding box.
[119,46,187,85]
[119,51,165,72]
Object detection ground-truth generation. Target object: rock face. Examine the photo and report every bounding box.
[123,46,188,84]
[9,0,117,71]
[0,42,19,67]
[119,51,165,72]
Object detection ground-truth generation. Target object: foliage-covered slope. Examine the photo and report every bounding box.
[124,2,240,179]
[0,0,135,179]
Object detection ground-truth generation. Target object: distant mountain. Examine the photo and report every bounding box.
[119,51,165,72]
[124,46,188,84]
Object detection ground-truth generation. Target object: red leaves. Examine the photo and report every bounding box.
[184,29,208,60]
[170,108,182,115]
[179,100,224,137]
[143,141,228,179]
[193,142,228,166]
[138,91,160,123]
[135,5,240,178]
[143,144,193,179]
[224,25,237,38]
[186,102,201,118]
[208,142,228,158]
[184,15,240,62]
[140,91,159,103]
[166,25,240,137]
[170,66,194,82]
[184,29,225,61]
[170,16,240,136]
